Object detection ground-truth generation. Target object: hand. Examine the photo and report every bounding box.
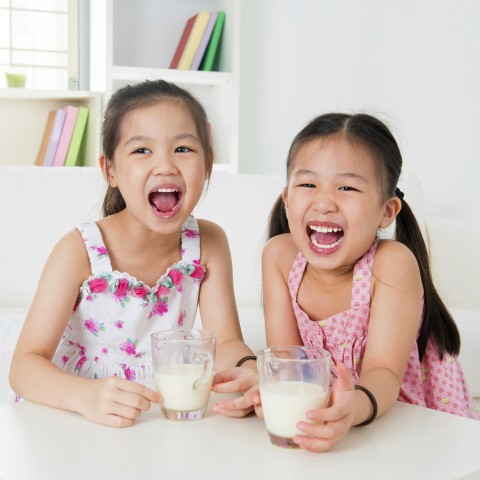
[211,367,258,417]
[293,363,357,452]
[77,377,162,428]
[244,384,263,417]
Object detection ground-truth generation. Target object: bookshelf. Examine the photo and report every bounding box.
[0,89,102,167]
[90,0,240,173]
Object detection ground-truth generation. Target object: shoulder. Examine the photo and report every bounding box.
[197,218,228,244]
[373,240,422,291]
[196,219,230,262]
[47,228,90,278]
[263,233,298,277]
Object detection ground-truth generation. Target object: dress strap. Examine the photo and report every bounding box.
[288,252,307,303]
[181,215,201,264]
[351,240,379,308]
[77,221,113,275]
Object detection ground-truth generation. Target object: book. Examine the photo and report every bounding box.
[43,108,67,166]
[169,14,197,69]
[190,12,218,71]
[178,11,211,70]
[53,105,78,166]
[35,110,57,166]
[64,106,89,166]
[200,11,226,72]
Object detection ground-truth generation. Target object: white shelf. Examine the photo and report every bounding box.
[112,66,232,87]
[0,89,102,167]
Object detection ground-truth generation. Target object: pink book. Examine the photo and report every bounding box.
[190,12,218,70]
[43,108,67,166]
[53,105,78,166]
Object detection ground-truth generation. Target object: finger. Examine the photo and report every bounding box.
[293,434,337,453]
[332,363,355,392]
[213,394,247,412]
[116,379,162,403]
[113,390,154,412]
[212,377,244,393]
[212,371,237,385]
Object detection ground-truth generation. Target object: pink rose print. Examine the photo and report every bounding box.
[75,355,87,372]
[149,298,169,319]
[178,310,186,326]
[89,277,109,293]
[122,364,136,381]
[190,264,205,279]
[115,320,124,329]
[169,269,184,286]
[120,338,138,356]
[95,246,108,256]
[112,278,130,304]
[101,346,108,355]
[84,318,106,337]
[184,229,199,238]
[62,355,69,365]
[132,285,149,298]
[156,285,170,297]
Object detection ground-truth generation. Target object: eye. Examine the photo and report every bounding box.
[133,147,151,155]
[299,183,316,188]
[175,146,192,153]
[338,186,359,192]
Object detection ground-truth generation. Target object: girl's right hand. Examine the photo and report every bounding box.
[77,377,162,428]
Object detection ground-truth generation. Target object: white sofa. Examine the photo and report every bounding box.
[1,166,479,404]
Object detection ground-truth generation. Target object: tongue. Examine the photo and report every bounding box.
[150,192,177,213]
[314,231,341,245]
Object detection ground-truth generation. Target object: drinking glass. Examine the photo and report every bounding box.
[257,346,331,448]
[151,329,216,421]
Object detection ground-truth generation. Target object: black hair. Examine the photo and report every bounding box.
[268,112,459,360]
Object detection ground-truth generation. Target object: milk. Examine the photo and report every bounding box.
[260,381,328,438]
[154,364,213,411]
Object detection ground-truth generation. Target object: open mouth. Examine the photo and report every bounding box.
[307,224,344,250]
[148,187,182,216]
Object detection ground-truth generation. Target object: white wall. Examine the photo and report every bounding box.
[238,0,480,220]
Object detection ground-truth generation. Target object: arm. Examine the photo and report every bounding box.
[295,240,423,452]
[262,234,303,346]
[9,230,160,427]
[196,220,257,416]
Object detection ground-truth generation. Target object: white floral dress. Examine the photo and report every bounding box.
[51,215,205,383]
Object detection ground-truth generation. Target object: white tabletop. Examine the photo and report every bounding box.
[1,395,479,480]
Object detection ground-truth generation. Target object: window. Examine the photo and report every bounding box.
[0,0,78,90]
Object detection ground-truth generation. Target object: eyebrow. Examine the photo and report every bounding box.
[124,133,200,145]
[292,169,368,183]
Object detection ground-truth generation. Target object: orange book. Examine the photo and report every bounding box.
[35,110,57,166]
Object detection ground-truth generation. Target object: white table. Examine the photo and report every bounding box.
[1,396,479,480]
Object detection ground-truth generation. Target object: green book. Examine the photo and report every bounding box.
[64,106,89,166]
[199,11,225,72]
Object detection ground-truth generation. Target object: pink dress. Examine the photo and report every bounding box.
[51,216,205,382]
[288,241,479,419]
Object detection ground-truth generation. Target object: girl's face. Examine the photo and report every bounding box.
[283,136,400,272]
[103,100,208,235]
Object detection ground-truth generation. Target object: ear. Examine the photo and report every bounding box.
[99,155,117,187]
[379,196,402,229]
[281,188,289,217]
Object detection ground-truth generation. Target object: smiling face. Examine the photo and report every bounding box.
[102,100,208,235]
[283,135,400,272]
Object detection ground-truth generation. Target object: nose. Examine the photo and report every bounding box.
[152,151,179,175]
[312,190,337,214]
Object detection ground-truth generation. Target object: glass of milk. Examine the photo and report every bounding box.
[257,346,331,448]
[151,329,216,421]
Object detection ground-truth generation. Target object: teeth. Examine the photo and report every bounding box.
[156,188,178,193]
[310,234,343,249]
[309,225,343,233]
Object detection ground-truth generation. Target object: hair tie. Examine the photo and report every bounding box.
[394,187,404,200]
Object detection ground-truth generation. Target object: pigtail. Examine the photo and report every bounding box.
[102,186,126,217]
[268,194,290,239]
[395,198,460,360]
